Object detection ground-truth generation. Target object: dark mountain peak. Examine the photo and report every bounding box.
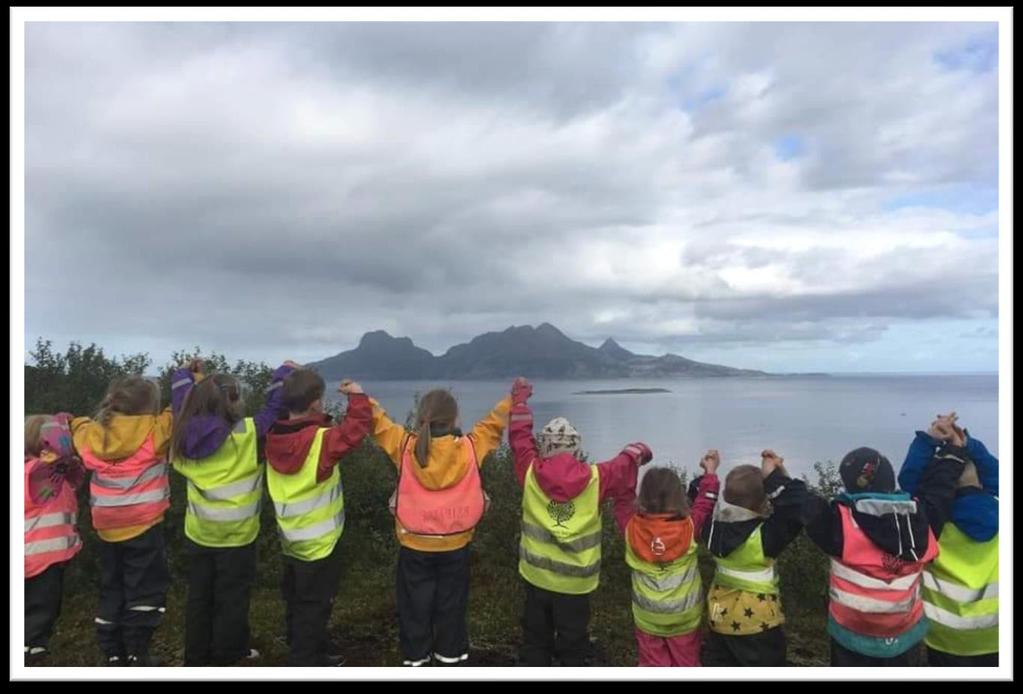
[311,323,767,380]
[357,330,395,348]
[598,338,635,361]
[536,322,566,338]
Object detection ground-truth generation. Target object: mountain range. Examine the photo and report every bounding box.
[308,323,768,380]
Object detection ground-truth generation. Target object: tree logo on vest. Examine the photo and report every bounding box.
[650,536,666,557]
[547,500,575,528]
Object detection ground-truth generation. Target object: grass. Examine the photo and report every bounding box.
[38,444,832,668]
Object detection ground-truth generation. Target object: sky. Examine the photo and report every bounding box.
[22,21,1000,374]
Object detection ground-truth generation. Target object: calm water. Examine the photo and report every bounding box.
[327,375,999,478]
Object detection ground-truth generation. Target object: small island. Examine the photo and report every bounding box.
[572,388,672,395]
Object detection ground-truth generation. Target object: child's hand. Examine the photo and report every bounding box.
[339,379,363,395]
[700,449,721,475]
[283,360,303,370]
[511,377,533,405]
[623,442,653,466]
[761,449,784,477]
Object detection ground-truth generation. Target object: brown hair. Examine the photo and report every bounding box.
[93,376,162,451]
[169,374,244,461]
[282,369,325,414]
[413,389,459,468]
[25,414,48,457]
[723,465,770,515]
[637,467,689,516]
[95,376,161,426]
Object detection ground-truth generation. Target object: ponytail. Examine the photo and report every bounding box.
[411,389,459,469]
[414,420,432,468]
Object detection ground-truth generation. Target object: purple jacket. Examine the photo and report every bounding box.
[171,364,295,459]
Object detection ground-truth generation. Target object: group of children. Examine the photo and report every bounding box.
[23,365,1000,669]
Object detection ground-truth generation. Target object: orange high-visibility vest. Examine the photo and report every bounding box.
[82,435,170,533]
[394,437,484,536]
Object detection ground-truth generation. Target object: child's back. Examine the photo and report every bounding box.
[701,451,806,667]
[805,447,936,666]
[623,456,720,667]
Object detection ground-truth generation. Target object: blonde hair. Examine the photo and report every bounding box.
[25,415,48,456]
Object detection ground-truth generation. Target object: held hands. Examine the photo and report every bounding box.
[511,377,533,405]
[928,411,966,447]
[761,449,786,478]
[339,379,364,395]
[623,442,653,466]
[282,360,303,370]
[700,449,721,475]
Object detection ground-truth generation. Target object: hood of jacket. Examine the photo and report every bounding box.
[177,415,234,460]
[836,492,932,562]
[531,451,593,502]
[266,413,332,475]
[74,414,159,460]
[627,513,694,564]
[705,496,765,558]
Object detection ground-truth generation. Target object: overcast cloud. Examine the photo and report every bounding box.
[23,21,999,372]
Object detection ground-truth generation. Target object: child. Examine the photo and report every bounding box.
[169,358,296,666]
[72,375,185,666]
[265,370,372,667]
[369,385,509,667]
[24,414,84,665]
[623,451,720,667]
[508,377,652,667]
[803,447,938,666]
[898,412,998,667]
[700,450,806,667]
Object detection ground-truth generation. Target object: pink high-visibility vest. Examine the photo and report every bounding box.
[82,435,170,532]
[395,437,485,536]
[829,503,937,637]
[24,459,81,578]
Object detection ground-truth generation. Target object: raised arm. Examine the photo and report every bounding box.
[369,398,409,468]
[759,451,808,558]
[507,378,540,487]
[598,442,651,534]
[315,381,373,482]
[252,361,299,440]
[468,394,512,465]
[964,432,998,495]
[689,450,722,539]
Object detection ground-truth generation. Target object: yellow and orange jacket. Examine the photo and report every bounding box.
[370,396,511,552]
[71,410,173,542]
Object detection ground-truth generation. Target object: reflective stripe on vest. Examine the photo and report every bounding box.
[395,436,485,536]
[90,488,169,507]
[923,523,998,656]
[26,535,81,556]
[274,482,342,518]
[518,463,601,595]
[84,435,170,531]
[266,427,345,561]
[25,512,76,533]
[91,463,168,490]
[625,523,703,638]
[827,504,931,643]
[711,525,779,594]
[174,418,263,548]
